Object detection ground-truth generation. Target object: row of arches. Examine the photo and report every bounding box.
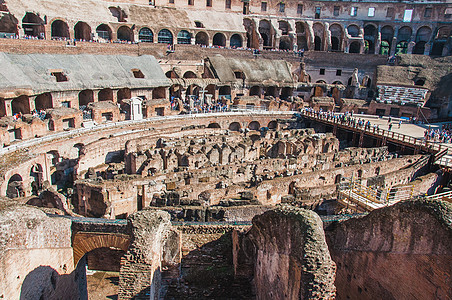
[244,17,451,56]
[226,120,277,132]
[19,13,244,46]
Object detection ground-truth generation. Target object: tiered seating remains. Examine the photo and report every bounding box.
[376,85,429,106]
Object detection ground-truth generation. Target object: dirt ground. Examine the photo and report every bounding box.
[87,271,120,300]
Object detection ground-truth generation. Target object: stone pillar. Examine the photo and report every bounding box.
[4,99,12,116]
[407,41,415,54]
[390,27,399,56]
[325,22,331,51]
[306,21,315,50]
[375,27,382,54]
[93,91,99,102]
[424,43,431,55]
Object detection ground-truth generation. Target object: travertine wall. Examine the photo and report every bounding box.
[326,199,452,300]
[0,206,86,300]
[235,207,336,299]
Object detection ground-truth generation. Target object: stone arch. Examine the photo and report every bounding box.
[347,25,360,37]
[397,26,412,42]
[329,24,343,51]
[166,71,178,79]
[349,41,361,53]
[35,93,52,111]
[177,30,191,44]
[12,95,30,114]
[138,27,153,42]
[249,86,261,96]
[117,25,133,42]
[313,23,324,51]
[51,19,70,39]
[213,32,226,46]
[265,86,277,97]
[335,174,342,184]
[219,86,231,97]
[98,88,113,101]
[230,34,243,48]
[296,22,308,51]
[364,24,377,54]
[158,29,173,44]
[74,21,91,41]
[229,122,241,131]
[0,13,18,35]
[279,36,292,50]
[268,120,277,129]
[413,26,432,54]
[79,90,94,108]
[375,166,381,175]
[195,31,209,45]
[30,164,43,195]
[248,121,260,130]
[183,71,197,79]
[357,169,363,178]
[22,13,45,38]
[117,88,131,102]
[72,232,130,266]
[259,19,274,48]
[207,122,221,128]
[96,24,112,40]
[7,174,24,198]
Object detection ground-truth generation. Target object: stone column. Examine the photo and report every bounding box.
[325,22,331,51]
[306,21,315,50]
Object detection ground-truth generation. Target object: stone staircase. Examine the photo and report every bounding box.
[376,85,429,106]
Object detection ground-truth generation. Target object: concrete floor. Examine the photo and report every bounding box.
[87,271,119,300]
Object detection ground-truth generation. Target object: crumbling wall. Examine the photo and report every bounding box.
[235,207,336,299]
[326,199,452,300]
[0,205,86,299]
[118,209,174,299]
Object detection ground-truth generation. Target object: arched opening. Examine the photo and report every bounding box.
[248,121,260,131]
[117,25,133,42]
[195,32,209,45]
[51,20,70,39]
[259,20,274,48]
[183,71,197,79]
[265,86,277,97]
[249,86,261,96]
[280,87,292,100]
[380,26,394,55]
[229,122,241,131]
[12,95,30,115]
[35,93,52,111]
[30,164,43,195]
[138,27,153,42]
[158,29,173,44]
[74,22,91,41]
[335,174,342,184]
[413,42,426,55]
[230,34,243,48]
[395,41,408,54]
[431,42,445,56]
[329,24,343,52]
[219,86,231,97]
[397,26,412,43]
[357,169,363,178]
[268,120,277,129]
[98,89,113,101]
[207,123,221,128]
[243,18,259,49]
[7,174,24,198]
[213,33,226,46]
[279,36,292,50]
[347,25,360,37]
[296,22,308,51]
[314,36,322,51]
[375,167,380,175]
[177,30,191,44]
[414,79,425,86]
[117,88,131,102]
[79,90,94,108]
[186,84,200,97]
[22,13,44,38]
[349,41,361,53]
[96,24,112,40]
[0,14,18,36]
[364,24,377,54]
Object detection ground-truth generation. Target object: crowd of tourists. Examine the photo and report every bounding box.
[424,125,452,143]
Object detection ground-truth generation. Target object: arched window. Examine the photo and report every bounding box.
[158,29,173,44]
[96,24,112,40]
[349,41,361,53]
[347,25,360,37]
[139,27,153,42]
[117,26,133,41]
[177,30,191,44]
[195,32,208,45]
[74,22,91,41]
[213,33,226,46]
[51,20,70,39]
[22,13,45,38]
[230,34,242,48]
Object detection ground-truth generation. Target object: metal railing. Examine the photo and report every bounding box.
[301,110,449,154]
[426,190,452,201]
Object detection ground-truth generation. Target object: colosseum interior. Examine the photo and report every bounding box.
[0,0,451,298]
